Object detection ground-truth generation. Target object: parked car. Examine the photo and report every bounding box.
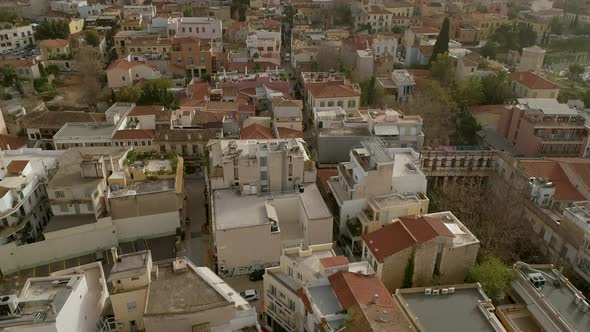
[249,269,265,281]
[240,289,259,302]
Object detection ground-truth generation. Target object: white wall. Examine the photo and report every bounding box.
[113,211,179,241]
[0,219,118,274]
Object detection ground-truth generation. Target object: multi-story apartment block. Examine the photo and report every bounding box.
[174,17,223,40]
[211,180,332,277]
[0,23,34,54]
[114,31,172,57]
[505,262,590,332]
[377,69,416,101]
[246,29,282,65]
[362,211,480,292]
[208,139,316,192]
[108,251,258,332]
[500,98,589,157]
[564,201,590,283]
[511,71,559,99]
[272,98,303,132]
[50,0,88,15]
[263,244,373,332]
[0,262,109,331]
[171,36,212,79]
[328,138,427,229]
[0,149,62,250]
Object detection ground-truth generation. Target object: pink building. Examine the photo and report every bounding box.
[500,99,589,157]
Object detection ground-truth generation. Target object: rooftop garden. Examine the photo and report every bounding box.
[125,150,179,177]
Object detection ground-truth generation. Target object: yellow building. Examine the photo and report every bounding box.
[472,13,509,39]
[40,39,71,60]
[68,18,84,35]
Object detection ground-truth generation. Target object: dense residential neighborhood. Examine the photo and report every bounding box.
[0,0,589,331]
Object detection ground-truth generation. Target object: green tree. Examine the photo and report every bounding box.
[402,253,415,288]
[84,29,100,47]
[430,17,450,64]
[481,71,514,104]
[568,63,585,81]
[583,89,590,109]
[360,76,376,106]
[392,25,403,34]
[465,256,513,303]
[549,17,563,35]
[458,77,485,108]
[480,42,498,59]
[0,64,17,87]
[182,8,193,17]
[116,85,143,102]
[34,20,70,40]
[430,52,454,84]
[456,111,482,144]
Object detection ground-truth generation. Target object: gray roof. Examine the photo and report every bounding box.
[53,122,117,141]
[398,287,497,332]
[108,250,150,282]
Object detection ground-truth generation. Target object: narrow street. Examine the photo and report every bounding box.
[182,178,212,268]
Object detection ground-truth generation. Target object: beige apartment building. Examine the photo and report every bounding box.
[263,244,373,332]
[362,211,480,292]
[109,250,258,332]
[212,183,333,277]
[306,83,361,115]
[272,98,304,132]
[208,139,316,193]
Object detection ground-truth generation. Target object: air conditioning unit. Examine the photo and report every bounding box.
[424,288,432,295]
[432,289,440,296]
[0,295,19,317]
[448,287,455,294]
[441,288,449,295]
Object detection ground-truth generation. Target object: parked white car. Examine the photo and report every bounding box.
[240,289,259,302]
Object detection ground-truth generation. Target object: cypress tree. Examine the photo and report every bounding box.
[430,17,450,64]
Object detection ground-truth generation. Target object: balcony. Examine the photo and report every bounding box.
[345,217,362,237]
[539,135,587,142]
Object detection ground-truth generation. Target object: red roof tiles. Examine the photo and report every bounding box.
[107,59,155,71]
[320,256,349,268]
[40,39,69,48]
[0,135,28,151]
[276,127,304,139]
[128,105,163,117]
[240,123,273,139]
[307,84,360,98]
[112,130,155,140]
[511,71,559,90]
[328,271,395,309]
[6,160,29,174]
[520,159,585,201]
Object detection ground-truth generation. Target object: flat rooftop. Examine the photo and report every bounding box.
[53,122,116,140]
[213,183,330,231]
[145,260,229,315]
[308,284,342,314]
[109,178,175,198]
[45,214,97,233]
[108,250,150,282]
[517,98,578,116]
[397,286,499,332]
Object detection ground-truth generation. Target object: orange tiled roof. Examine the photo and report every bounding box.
[328,271,395,309]
[240,123,273,139]
[0,135,27,150]
[276,127,304,139]
[40,39,70,48]
[320,256,349,268]
[307,84,360,98]
[107,59,155,71]
[112,130,155,140]
[511,71,559,90]
[519,159,585,201]
[128,105,163,117]
[6,160,29,174]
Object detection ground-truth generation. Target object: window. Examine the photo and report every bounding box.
[200,56,205,64]
[348,100,356,108]
[121,76,126,81]
[297,272,302,280]
[127,301,137,312]
[177,57,183,64]
[134,141,138,146]
[141,141,146,146]
[55,191,65,198]
[288,266,293,277]
[320,101,325,107]
[189,57,194,64]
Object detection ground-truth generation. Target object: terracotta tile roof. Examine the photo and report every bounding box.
[240,123,273,139]
[344,303,416,332]
[362,215,453,262]
[307,84,360,98]
[217,77,291,98]
[112,129,155,140]
[128,105,163,117]
[328,271,395,309]
[468,104,506,114]
[557,160,590,197]
[193,111,225,126]
[40,39,69,48]
[520,159,585,201]
[367,5,392,14]
[107,59,155,71]
[186,82,210,100]
[410,26,440,34]
[511,71,559,90]
[317,168,338,193]
[297,288,312,313]
[19,111,106,129]
[6,160,29,174]
[238,104,256,114]
[0,135,27,150]
[320,256,349,268]
[276,127,304,139]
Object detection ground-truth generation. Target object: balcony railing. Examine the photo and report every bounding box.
[539,136,586,142]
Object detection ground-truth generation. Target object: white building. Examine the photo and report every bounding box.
[77,3,107,18]
[0,262,109,332]
[123,4,156,20]
[174,17,223,40]
[328,138,427,232]
[0,24,35,54]
[211,183,333,277]
[0,149,63,249]
[246,30,281,64]
[50,0,88,15]
[263,244,372,332]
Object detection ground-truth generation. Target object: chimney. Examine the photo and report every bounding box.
[372,293,379,304]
